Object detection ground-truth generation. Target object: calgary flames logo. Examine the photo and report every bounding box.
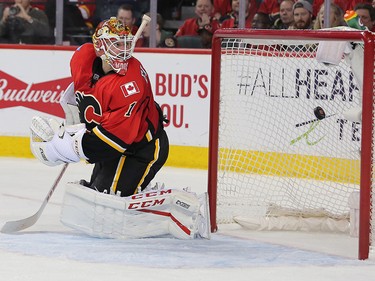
[0,70,72,117]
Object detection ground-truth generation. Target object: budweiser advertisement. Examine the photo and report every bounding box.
[0,47,212,149]
[0,70,70,117]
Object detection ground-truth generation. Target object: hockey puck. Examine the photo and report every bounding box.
[314,106,326,120]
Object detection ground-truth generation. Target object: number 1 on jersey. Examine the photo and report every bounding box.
[125,102,137,117]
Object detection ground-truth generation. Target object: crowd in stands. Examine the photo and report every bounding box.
[0,0,374,47]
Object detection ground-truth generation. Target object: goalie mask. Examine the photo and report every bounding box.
[92,17,134,75]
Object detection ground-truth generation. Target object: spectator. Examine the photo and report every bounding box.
[47,0,96,30]
[157,0,180,22]
[76,0,96,30]
[220,0,255,28]
[313,1,367,18]
[136,12,176,48]
[117,4,138,35]
[0,0,50,44]
[45,0,91,45]
[313,2,345,29]
[257,0,282,24]
[289,0,313,30]
[354,2,375,31]
[175,0,220,48]
[251,12,272,29]
[93,0,135,28]
[213,0,231,20]
[215,0,260,21]
[373,0,375,9]
[271,0,294,29]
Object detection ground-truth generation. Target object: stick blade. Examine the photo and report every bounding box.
[1,214,39,233]
[1,163,68,234]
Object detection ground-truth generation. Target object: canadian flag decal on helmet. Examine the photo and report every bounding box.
[120,81,140,97]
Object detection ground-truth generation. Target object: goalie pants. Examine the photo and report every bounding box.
[85,128,169,197]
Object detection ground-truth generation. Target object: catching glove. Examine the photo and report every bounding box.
[30,116,88,166]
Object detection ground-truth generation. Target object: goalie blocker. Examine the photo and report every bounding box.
[60,183,211,239]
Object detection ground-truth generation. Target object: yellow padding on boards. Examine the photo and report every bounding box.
[0,136,32,158]
[166,145,208,169]
[0,136,359,184]
[0,136,209,170]
[219,149,360,184]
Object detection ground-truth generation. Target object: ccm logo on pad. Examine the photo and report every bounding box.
[128,198,166,209]
[175,200,190,209]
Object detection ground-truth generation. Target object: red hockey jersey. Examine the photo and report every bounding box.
[70,43,161,161]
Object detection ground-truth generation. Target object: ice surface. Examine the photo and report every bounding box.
[0,157,375,281]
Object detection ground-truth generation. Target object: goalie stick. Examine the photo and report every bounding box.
[1,163,69,233]
[295,107,336,128]
[133,14,151,42]
[1,15,151,234]
[295,114,336,128]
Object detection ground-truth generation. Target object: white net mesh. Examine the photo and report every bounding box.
[216,37,365,229]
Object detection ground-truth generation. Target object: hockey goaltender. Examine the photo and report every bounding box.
[29,16,210,240]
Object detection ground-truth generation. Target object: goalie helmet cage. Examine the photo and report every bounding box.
[208,29,375,260]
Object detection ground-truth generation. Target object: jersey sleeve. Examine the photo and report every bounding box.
[70,43,97,93]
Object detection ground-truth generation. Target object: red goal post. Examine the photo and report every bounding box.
[208,29,375,260]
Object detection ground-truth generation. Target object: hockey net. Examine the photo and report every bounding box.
[208,29,375,259]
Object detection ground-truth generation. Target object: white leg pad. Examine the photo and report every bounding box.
[344,45,364,97]
[60,183,210,239]
[343,107,362,122]
[348,191,360,237]
[317,41,364,103]
[196,192,211,239]
[316,41,349,66]
[167,190,210,239]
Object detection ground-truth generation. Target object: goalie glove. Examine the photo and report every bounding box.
[30,116,88,166]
